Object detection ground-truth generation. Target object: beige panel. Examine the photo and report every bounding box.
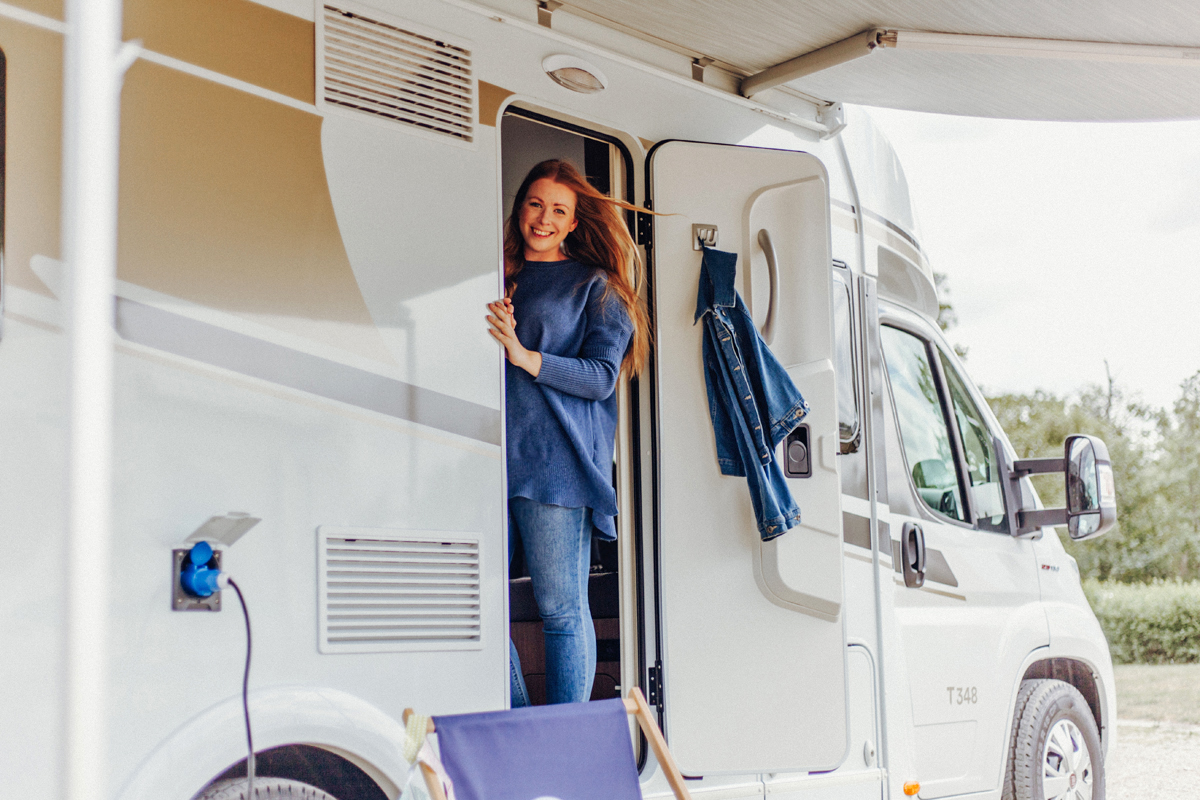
[5,0,62,20]
[124,0,314,104]
[832,208,858,233]
[0,18,62,297]
[477,80,513,128]
[118,60,393,364]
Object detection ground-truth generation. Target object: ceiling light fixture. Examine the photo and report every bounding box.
[542,54,608,94]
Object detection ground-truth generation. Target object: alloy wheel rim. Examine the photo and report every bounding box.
[1042,718,1093,800]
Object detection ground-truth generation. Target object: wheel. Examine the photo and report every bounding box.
[1002,679,1104,800]
[195,777,341,800]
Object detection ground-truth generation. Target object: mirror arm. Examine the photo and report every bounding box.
[996,436,1065,537]
[995,435,1025,537]
[1011,457,1065,477]
[1017,507,1067,532]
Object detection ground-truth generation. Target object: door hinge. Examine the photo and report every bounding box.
[636,210,653,249]
[647,661,663,712]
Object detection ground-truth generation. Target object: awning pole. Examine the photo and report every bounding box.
[61,1,125,798]
[741,28,884,98]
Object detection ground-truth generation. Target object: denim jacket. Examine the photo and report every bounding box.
[694,246,809,540]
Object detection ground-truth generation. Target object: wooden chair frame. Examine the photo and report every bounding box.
[402,687,691,800]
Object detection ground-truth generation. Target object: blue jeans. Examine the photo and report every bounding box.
[508,497,596,706]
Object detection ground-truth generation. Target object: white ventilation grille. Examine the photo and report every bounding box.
[319,3,475,144]
[318,528,482,653]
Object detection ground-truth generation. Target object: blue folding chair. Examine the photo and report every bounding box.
[403,688,690,800]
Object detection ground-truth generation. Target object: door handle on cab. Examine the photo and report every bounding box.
[756,228,779,346]
[902,522,926,589]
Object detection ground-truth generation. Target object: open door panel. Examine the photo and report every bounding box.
[649,141,847,775]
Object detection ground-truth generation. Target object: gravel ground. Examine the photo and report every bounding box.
[1107,720,1200,798]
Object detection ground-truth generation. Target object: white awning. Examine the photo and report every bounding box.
[558,0,1200,120]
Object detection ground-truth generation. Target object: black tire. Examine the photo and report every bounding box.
[196,778,340,800]
[1002,679,1105,800]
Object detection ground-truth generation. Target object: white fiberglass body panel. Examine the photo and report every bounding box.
[649,140,847,774]
[320,112,503,408]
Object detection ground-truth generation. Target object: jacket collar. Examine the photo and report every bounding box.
[694,245,738,323]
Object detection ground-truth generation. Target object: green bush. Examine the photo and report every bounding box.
[1084,580,1200,664]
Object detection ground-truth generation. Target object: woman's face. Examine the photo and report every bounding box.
[518,178,578,261]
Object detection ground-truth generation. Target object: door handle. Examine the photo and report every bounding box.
[902,522,926,589]
[756,228,779,346]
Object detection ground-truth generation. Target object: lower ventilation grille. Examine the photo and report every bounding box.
[318,527,481,653]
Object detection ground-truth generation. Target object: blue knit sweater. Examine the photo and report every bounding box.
[506,259,633,540]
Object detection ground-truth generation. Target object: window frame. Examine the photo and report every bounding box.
[935,347,1011,533]
[925,334,978,524]
[880,315,988,531]
[831,262,862,454]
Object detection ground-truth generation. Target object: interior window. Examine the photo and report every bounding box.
[939,351,1008,531]
[881,326,966,522]
[832,270,859,453]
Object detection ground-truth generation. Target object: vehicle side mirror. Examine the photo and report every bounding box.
[994,433,1119,539]
[1064,434,1117,540]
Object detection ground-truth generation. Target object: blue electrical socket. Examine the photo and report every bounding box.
[172,542,222,611]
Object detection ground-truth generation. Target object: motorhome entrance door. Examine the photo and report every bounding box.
[648,141,848,775]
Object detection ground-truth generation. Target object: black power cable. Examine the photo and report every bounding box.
[226,577,255,799]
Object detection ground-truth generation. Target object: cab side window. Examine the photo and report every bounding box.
[881,326,966,522]
[939,351,1009,531]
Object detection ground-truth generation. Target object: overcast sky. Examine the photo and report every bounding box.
[861,107,1200,413]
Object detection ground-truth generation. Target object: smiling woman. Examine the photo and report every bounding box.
[518,178,579,262]
[486,155,649,708]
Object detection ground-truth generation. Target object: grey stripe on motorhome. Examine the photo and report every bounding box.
[861,207,922,252]
[841,511,892,557]
[891,537,959,587]
[842,511,871,549]
[830,197,856,214]
[115,298,502,446]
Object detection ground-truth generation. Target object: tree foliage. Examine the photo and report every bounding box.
[933,271,957,332]
[987,369,1200,583]
[933,271,968,359]
[1159,372,1200,578]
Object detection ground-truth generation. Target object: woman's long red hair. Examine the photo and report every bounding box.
[505,159,651,377]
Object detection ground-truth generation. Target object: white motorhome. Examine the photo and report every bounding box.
[0,1,1124,799]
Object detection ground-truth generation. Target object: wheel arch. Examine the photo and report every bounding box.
[199,744,393,800]
[116,687,407,800]
[1020,657,1104,745]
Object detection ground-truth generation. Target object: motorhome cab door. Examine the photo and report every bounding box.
[879,313,1049,798]
[648,142,848,775]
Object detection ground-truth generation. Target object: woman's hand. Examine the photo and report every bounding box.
[487,298,542,377]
